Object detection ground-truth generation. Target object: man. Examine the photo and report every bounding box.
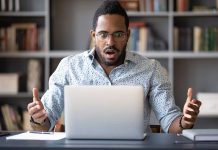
[27,0,201,133]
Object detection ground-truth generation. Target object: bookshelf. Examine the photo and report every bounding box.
[0,0,218,131]
[0,0,50,131]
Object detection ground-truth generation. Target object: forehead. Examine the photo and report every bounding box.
[95,14,126,32]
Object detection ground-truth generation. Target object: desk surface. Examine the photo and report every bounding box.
[0,133,218,150]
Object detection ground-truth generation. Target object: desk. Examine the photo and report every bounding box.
[0,133,218,150]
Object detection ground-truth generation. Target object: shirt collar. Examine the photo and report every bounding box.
[86,48,95,62]
[125,50,138,64]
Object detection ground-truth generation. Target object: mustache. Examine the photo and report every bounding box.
[103,46,119,53]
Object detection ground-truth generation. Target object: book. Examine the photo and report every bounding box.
[176,27,193,51]
[0,28,7,51]
[14,0,20,11]
[12,23,37,51]
[27,59,42,92]
[173,27,179,51]
[154,0,167,12]
[138,26,148,53]
[138,0,145,12]
[1,105,21,131]
[37,27,45,50]
[193,26,202,52]
[182,129,218,141]
[119,0,139,11]
[128,21,146,51]
[217,0,218,11]
[8,0,13,11]
[0,0,6,11]
[0,73,19,94]
[177,0,189,12]
[6,26,17,52]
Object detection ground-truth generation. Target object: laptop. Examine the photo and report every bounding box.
[64,85,145,140]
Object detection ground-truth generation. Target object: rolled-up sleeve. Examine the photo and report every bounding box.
[149,60,182,133]
[41,57,69,131]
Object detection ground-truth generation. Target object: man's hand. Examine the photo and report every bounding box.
[27,88,47,124]
[182,88,202,129]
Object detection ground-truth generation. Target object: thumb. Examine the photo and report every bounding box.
[32,88,40,101]
[186,87,193,102]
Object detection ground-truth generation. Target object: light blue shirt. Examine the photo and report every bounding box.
[41,49,182,132]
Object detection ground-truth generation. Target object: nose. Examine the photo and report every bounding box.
[106,34,115,46]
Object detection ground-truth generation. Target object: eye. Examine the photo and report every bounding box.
[98,32,108,39]
[114,32,124,38]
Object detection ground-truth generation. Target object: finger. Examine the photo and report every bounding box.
[32,113,47,124]
[28,103,43,116]
[32,88,40,101]
[27,102,37,111]
[183,116,196,125]
[184,109,199,117]
[186,87,193,102]
[186,102,200,112]
[191,99,202,106]
[28,106,39,116]
[32,109,47,120]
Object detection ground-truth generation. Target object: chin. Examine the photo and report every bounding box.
[104,59,120,66]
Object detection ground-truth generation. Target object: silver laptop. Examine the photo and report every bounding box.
[64,85,145,140]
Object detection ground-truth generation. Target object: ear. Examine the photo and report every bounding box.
[89,30,96,48]
[90,30,96,39]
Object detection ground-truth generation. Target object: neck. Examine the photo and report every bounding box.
[95,56,123,76]
[94,50,126,76]
[100,64,116,76]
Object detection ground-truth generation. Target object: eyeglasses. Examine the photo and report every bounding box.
[95,31,127,42]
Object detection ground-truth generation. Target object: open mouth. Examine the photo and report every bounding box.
[106,51,115,55]
[105,50,117,59]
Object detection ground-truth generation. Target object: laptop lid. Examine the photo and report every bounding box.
[64,85,145,140]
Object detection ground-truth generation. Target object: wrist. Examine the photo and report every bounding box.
[30,117,42,125]
[179,115,194,130]
[30,117,50,131]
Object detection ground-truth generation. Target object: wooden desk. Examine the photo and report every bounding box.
[0,133,218,150]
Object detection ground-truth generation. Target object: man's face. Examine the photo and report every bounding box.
[91,14,129,67]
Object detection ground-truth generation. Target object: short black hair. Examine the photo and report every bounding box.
[92,0,129,31]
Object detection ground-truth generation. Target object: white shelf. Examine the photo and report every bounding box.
[128,11,169,17]
[49,50,83,58]
[1,51,218,59]
[0,92,44,98]
[0,51,48,58]
[173,11,218,17]
[0,11,47,17]
[172,52,218,58]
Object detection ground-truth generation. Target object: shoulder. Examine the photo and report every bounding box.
[127,51,159,67]
[59,50,90,65]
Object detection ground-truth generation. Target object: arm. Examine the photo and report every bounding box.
[169,88,201,133]
[149,61,201,133]
[27,88,51,131]
[27,57,70,131]
[149,60,182,133]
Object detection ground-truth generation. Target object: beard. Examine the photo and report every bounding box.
[95,44,127,66]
